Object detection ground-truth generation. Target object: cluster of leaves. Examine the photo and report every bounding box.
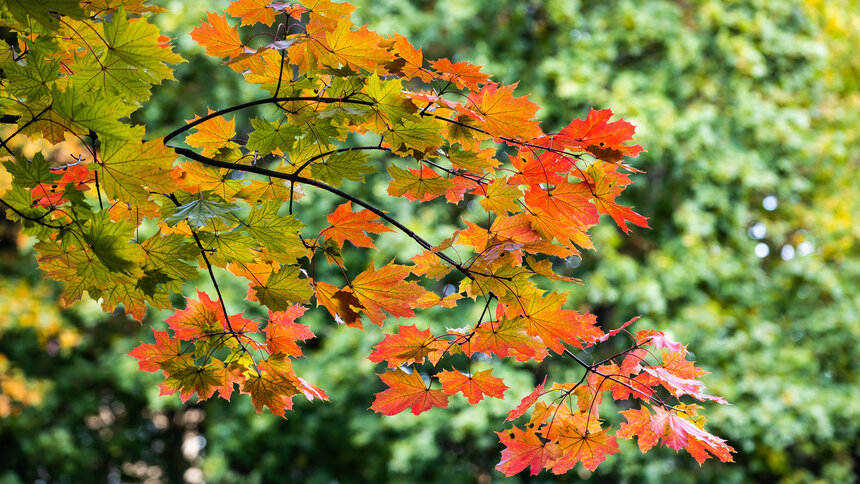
[0,0,732,475]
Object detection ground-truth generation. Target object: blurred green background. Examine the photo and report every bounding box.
[1,0,858,482]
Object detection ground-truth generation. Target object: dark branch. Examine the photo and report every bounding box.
[163,96,375,145]
[170,146,477,280]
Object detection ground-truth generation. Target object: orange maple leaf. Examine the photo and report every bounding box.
[550,427,620,473]
[467,82,543,140]
[226,0,278,26]
[430,58,491,90]
[321,201,394,249]
[348,260,429,325]
[437,368,508,404]
[368,324,442,368]
[370,369,448,416]
[496,425,561,476]
[264,306,314,358]
[190,12,246,58]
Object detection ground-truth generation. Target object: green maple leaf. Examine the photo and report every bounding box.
[364,74,417,126]
[242,202,305,261]
[4,0,85,30]
[95,137,177,205]
[163,192,240,228]
[384,118,444,159]
[141,232,201,292]
[70,55,154,103]
[247,118,301,155]
[251,265,313,310]
[387,165,452,201]
[2,153,59,188]
[103,280,172,320]
[102,8,185,83]
[196,230,257,266]
[2,41,59,102]
[52,85,143,140]
[309,149,375,187]
[81,211,145,276]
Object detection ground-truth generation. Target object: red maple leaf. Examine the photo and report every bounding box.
[166,290,257,340]
[128,329,182,372]
[438,368,508,404]
[264,306,314,357]
[555,108,644,158]
[430,58,491,90]
[496,425,561,476]
[370,369,448,416]
[506,376,547,421]
[367,324,443,368]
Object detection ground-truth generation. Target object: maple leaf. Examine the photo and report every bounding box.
[184,111,239,156]
[431,58,491,90]
[587,164,649,234]
[225,0,278,26]
[249,265,314,311]
[507,376,547,421]
[592,316,640,345]
[496,426,561,476]
[166,290,256,340]
[505,290,603,353]
[368,325,441,368]
[479,178,522,214]
[467,317,547,361]
[322,201,394,249]
[320,19,395,73]
[437,369,508,404]
[409,250,451,280]
[649,407,735,463]
[636,329,685,353]
[94,137,177,205]
[370,369,448,416]
[387,165,452,202]
[347,260,429,326]
[159,356,234,403]
[391,32,432,82]
[555,108,644,158]
[617,406,660,453]
[128,329,183,372]
[640,351,728,404]
[265,306,314,358]
[190,12,246,58]
[550,427,620,474]
[314,281,363,327]
[524,180,599,228]
[467,83,543,141]
[101,8,185,82]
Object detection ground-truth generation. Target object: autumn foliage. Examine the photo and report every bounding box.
[0,0,733,475]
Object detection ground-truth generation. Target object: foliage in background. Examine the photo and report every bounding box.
[0,0,857,483]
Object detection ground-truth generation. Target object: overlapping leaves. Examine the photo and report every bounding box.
[0,0,729,477]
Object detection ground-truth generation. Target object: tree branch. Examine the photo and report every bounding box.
[170,146,477,280]
[163,96,375,145]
